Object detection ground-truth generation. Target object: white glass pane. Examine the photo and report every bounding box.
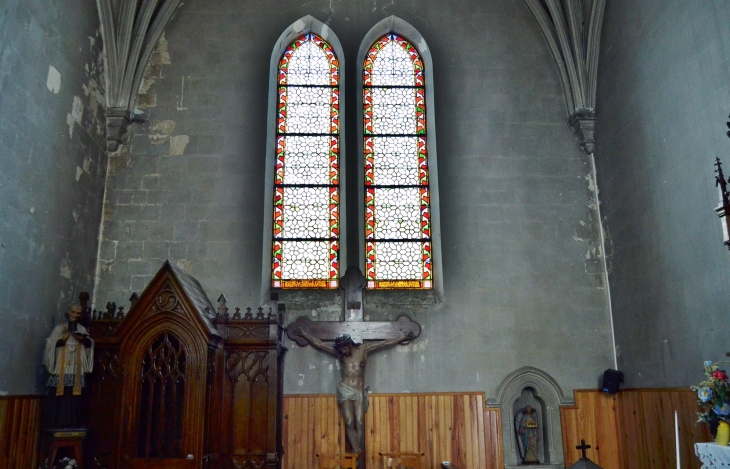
[373,188,421,239]
[282,136,333,185]
[287,40,331,86]
[281,241,331,279]
[285,87,332,134]
[372,136,420,185]
[370,88,417,134]
[370,41,416,87]
[281,187,332,238]
[373,242,423,279]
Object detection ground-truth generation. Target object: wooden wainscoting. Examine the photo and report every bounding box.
[0,395,43,469]
[561,389,711,469]
[615,389,710,469]
[282,392,503,469]
[561,390,620,469]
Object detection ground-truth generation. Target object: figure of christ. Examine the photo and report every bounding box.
[294,328,415,453]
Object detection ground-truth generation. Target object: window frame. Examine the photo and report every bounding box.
[261,16,347,297]
[356,16,443,295]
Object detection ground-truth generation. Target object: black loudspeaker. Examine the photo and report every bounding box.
[601,368,624,394]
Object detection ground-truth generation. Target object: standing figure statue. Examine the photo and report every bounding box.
[294,328,415,453]
[515,404,539,464]
[43,304,95,429]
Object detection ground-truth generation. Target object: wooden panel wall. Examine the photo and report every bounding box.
[282,392,502,469]
[561,389,711,469]
[561,390,620,469]
[615,389,710,469]
[0,395,43,469]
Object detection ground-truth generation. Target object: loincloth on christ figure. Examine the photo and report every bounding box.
[336,382,369,412]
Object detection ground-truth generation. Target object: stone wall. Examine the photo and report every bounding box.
[596,0,730,387]
[0,0,106,394]
[94,0,615,397]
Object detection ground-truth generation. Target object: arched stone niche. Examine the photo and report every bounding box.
[487,367,573,469]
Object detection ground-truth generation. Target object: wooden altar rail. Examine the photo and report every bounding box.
[0,395,43,469]
[561,389,711,469]
[282,392,503,469]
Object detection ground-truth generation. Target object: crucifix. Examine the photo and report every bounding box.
[285,267,421,467]
[576,439,591,459]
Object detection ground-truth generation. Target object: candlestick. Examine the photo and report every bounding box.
[675,410,680,469]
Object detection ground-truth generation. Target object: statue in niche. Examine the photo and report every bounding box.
[515,404,540,464]
[43,304,95,429]
[293,328,415,454]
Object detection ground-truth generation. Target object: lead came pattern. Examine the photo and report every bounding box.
[279,86,338,134]
[273,33,340,289]
[364,34,432,289]
[276,136,337,185]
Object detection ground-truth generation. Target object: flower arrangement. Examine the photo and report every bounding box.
[691,360,730,425]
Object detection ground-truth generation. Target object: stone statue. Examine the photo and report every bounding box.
[43,304,95,429]
[293,328,415,453]
[515,404,539,464]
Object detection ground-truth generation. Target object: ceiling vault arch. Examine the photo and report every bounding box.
[95,0,183,151]
[524,0,606,154]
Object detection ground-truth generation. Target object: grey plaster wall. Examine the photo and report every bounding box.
[0,1,106,394]
[596,1,730,387]
[95,0,615,398]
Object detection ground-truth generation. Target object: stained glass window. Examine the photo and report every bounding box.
[363,34,432,289]
[272,33,340,289]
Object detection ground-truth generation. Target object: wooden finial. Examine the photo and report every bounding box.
[129,292,139,309]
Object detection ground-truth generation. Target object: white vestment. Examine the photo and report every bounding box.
[43,322,94,387]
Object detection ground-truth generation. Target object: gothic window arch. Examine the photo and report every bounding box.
[358,17,442,292]
[262,17,346,291]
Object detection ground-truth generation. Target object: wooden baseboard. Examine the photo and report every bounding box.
[0,395,44,469]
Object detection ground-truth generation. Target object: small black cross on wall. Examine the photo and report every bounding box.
[576,439,591,459]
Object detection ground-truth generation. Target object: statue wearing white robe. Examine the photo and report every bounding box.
[43,307,94,429]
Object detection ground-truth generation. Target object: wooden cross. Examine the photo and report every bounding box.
[576,439,591,459]
[285,268,421,469]
[285,267,421,346]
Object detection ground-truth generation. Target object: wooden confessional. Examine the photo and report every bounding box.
[86,261,284,469]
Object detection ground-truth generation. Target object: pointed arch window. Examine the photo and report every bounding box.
[363,34,432,289]
[271,33,340,289]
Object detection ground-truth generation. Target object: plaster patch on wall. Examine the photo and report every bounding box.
[60,257,73,279]
[170,135,189,156]
[309,364,316,369]
[76,166,84,181]
[149,120,176,145]
[328,364,333,372]
[137,33,172,110]
[176,76,189,111]
[411,338,427,351]
[46,65,61,93]
[150,33,171,65]
[66,96,84,138]
[298,373,305,386]
[175,259,193,273]
[585,173,597,210]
